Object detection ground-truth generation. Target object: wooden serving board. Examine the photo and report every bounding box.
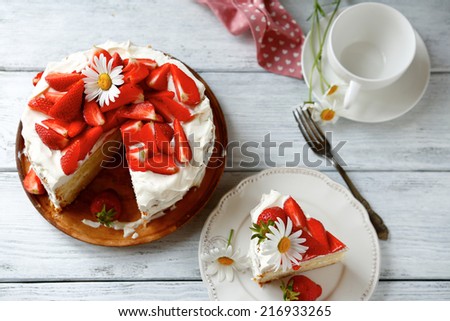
[15,68,227,247]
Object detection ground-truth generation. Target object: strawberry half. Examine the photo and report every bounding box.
[122,59,149,84]
[306,218,330,252]
[93,48,113,64]
[32,71,44,86]
[49,79,85,121]
[157,96,193,122]
[35,123,69,150]
[60,140,81,175]
[173,119,192,163]
[126,143,148,172]
[111,52,124,69]
[139,122,159,155]
[23,168,46,195]
[45,73,84,92]
[136,58,157,70]
[120,120,143,147]
[83,100,106,126]
[76,126,104,161]
[326,231,346,253]
[118,101,164,122]
[41,119,70,138]
[44,91,66,104]
[147,96,175,123]
[100,84,144,112]
[145,90,175,100]
[283,197,307,230]
[281,275,322,301]
[146,64,170,91]
[146,153,179,175]
[170,64,201,106]
[154,122,174,154]
[28,97,53,115]
[67,120,87,138]
[102,107,127,132]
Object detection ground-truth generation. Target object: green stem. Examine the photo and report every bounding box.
[227,229,234,247]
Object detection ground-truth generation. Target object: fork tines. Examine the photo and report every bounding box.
[292,106,327,152]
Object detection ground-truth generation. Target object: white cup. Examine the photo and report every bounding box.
[327,2,416,109]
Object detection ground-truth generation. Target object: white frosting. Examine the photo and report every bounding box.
[21,41,215,235]
[249,190,290,275]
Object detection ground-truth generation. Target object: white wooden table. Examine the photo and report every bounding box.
[1,0,449,300]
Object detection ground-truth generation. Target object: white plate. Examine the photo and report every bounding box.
[301,10,430,123]
[199,168,380,301]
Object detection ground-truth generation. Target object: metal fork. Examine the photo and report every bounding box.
[293,106,389,240]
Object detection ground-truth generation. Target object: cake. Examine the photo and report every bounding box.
[21,41,215,233]
[249,190,347,285]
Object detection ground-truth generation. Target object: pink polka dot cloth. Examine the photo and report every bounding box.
[198,0,304,79]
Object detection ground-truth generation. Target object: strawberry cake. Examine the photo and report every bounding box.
[20,41,215,234]
[249,190,347,285]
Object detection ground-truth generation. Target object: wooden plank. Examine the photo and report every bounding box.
[2,71,450,171]
[0,0,448,71]
[0,280,449,300]
[1,171,450,281]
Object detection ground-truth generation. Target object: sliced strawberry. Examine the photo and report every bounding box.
[173,119,192,163]
[23,168,45,195]
[60,140,81,175]
[281,275,322,301]
[146,153,179,175]
[136,58,157,70]
[154,122,174,154]
[170,64,201,106]
[146,64,170,91]
[35,123,69,150]
[145,90,175,100]
[139,122,159,155]
[93,48,113,64]
[283,197,307,230]
[102,108,127,131]
[120,120,143,146]
[326,231,346,253]
[44,91,66,104]
[83,100,106,126]
[118,101,164,122]
[147,96,175,123]
[100,84,144,112]
[28,97,53,115]
[126,143,148,172]
[302,232,330,259]
[32,71,44,86]
[111,52,124,69]
[49,79,84,121]
[41,119,70,138]
[257,207,288,226]
[122,59,149,84]
[45,73,84,92]
[67,120,86,138]
[76,126,104,161]
[306,218,330,252]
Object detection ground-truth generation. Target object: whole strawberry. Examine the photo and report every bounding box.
[250,207,288,244]
[281,275,322,301]
[90,189,122,227]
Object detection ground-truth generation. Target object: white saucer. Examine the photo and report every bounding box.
[198,168,380,300]
[301,11,430,123]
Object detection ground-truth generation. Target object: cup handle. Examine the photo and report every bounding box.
[343,81,362,109]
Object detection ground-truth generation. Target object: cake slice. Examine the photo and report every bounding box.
[249,190,347,285]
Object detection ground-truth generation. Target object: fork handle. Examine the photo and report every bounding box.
[333,161,389,240]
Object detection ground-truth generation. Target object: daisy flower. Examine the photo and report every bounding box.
[201,230,249,282]
[261,218,308,272]
[82,53,124,107]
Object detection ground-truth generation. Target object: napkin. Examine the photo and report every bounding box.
[198,0,304,78]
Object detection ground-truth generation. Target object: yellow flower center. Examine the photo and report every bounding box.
[278,237,291,254]
[327,85,339,96]
[320,109,336,121]
[217,256,234,266]
[97,73,112,90]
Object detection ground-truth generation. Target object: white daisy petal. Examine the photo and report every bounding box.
[206,262,219,276]
[225,267,234,282]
